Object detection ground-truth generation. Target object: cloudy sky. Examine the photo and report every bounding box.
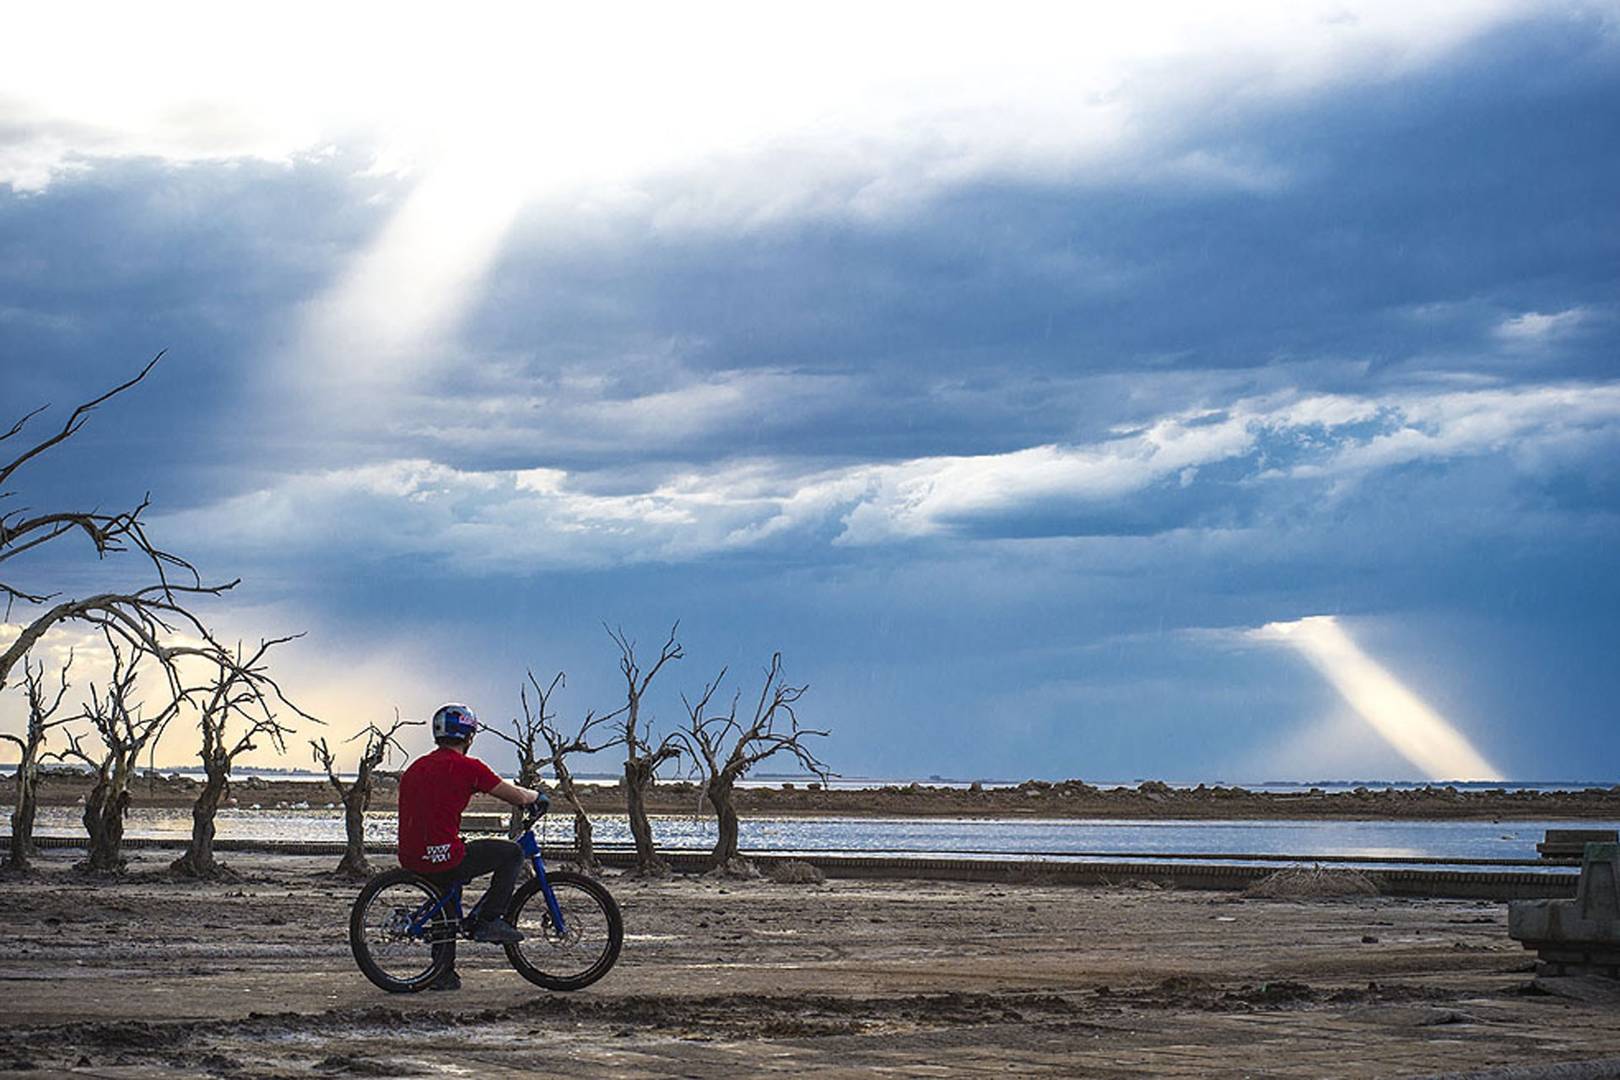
[2,1,1616,782]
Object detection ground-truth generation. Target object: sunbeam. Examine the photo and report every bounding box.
[1251,615,1502,781]
[296,154,530,385]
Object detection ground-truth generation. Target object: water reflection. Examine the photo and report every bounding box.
[24,806,1610,868]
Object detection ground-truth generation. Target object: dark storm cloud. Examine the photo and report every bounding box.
[1,151,402,503]
[3,9,1617,780]
[434,12,1617,474]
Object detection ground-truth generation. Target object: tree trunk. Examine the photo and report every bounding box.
[707,777,741,868]
[624,760,666,875]
[5,747,38,871]
[508,758,540,840]
[171,771,228,878]
[553,767,598,872]
[335,781,372,879]
[81,778,129,874]
[572,808,596,870]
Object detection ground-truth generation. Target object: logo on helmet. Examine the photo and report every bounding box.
[431,703,480,741]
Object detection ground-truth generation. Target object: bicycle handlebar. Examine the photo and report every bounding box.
[520,793,551,827]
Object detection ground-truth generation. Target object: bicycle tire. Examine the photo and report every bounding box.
[349,868,456,993]
[503,871,623,991]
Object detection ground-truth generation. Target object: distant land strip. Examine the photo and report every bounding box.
[8,774,1620,821]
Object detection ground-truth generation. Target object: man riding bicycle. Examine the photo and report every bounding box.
[397,703,544,990]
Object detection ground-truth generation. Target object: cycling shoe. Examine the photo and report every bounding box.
[471,919,525,944]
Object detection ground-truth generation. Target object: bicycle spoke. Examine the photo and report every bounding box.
[356,878,451,985]
[506,873,622,989]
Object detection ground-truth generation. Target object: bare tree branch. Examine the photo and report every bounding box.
[171,635,317,878]
[678,652,832,870]
[0,404,51,445]
[67,632,193,873]
[0,352,163,490]
[608,623,685,875]
[0,359,251,707]
[312,714,421,878]
[488,667,626,867]
[2,650,78,869]
[0,581,241,695]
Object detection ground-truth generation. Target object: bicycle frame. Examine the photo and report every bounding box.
[405,824,568,939]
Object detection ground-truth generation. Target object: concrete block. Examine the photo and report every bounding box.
[1536,828,1618,861]
[1510,842,1620,977]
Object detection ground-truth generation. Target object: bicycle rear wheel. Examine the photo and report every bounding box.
[349,868,456,993]
[504,871,623,991]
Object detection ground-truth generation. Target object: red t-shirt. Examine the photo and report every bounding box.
[397,747,502,874]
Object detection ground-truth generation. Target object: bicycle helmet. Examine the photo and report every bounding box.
[431,703,480,741]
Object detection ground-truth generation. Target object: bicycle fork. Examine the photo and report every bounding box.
[519,829,569,936]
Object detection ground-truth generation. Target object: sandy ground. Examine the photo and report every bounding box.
[0,849,1615,1078]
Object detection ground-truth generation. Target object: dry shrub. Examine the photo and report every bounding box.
[704,857,761,881]
[1245,865,1381,898]
[766,859,826,885]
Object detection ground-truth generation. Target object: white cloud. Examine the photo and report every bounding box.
[1284,383,1620,479]
[158,406,1262,568]
[832,410,1255,543]
[158,378,1620,571]
[1493,307,1590,346]
[396,367,862,458]
[29,0,1551,427]
[2,1,1546,210]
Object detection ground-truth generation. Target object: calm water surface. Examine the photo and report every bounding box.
[26,806,1615,871]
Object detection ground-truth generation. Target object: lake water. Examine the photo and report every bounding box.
[23,806,1615,872]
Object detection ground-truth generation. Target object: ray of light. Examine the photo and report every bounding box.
[1251,615,1501,781]
[296,153,530,384]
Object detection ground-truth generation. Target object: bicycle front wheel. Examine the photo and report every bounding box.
[349,868,456,993]
[504,871,623,991]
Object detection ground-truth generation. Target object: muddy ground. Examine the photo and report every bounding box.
[13,772,1620,821]
[1,850,1615,1078]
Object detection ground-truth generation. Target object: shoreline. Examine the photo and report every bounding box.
[7,772,1620,821]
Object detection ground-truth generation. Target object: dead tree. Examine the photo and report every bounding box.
[0,356,241,696]
[170,637,309,879]
[54,637,186,874]
[496,672,561,801]
[311,717,418,879]
[1,652,76,872]
[490,670,623,872]
[608,624,683,876]
[679,653,830,873]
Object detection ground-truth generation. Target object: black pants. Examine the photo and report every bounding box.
[427,839,523,927]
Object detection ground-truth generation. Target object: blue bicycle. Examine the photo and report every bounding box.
[349,801,623,992]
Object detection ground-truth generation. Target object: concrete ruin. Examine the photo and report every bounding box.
[1536,828,1619,861]
[1509,842,1620,977]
